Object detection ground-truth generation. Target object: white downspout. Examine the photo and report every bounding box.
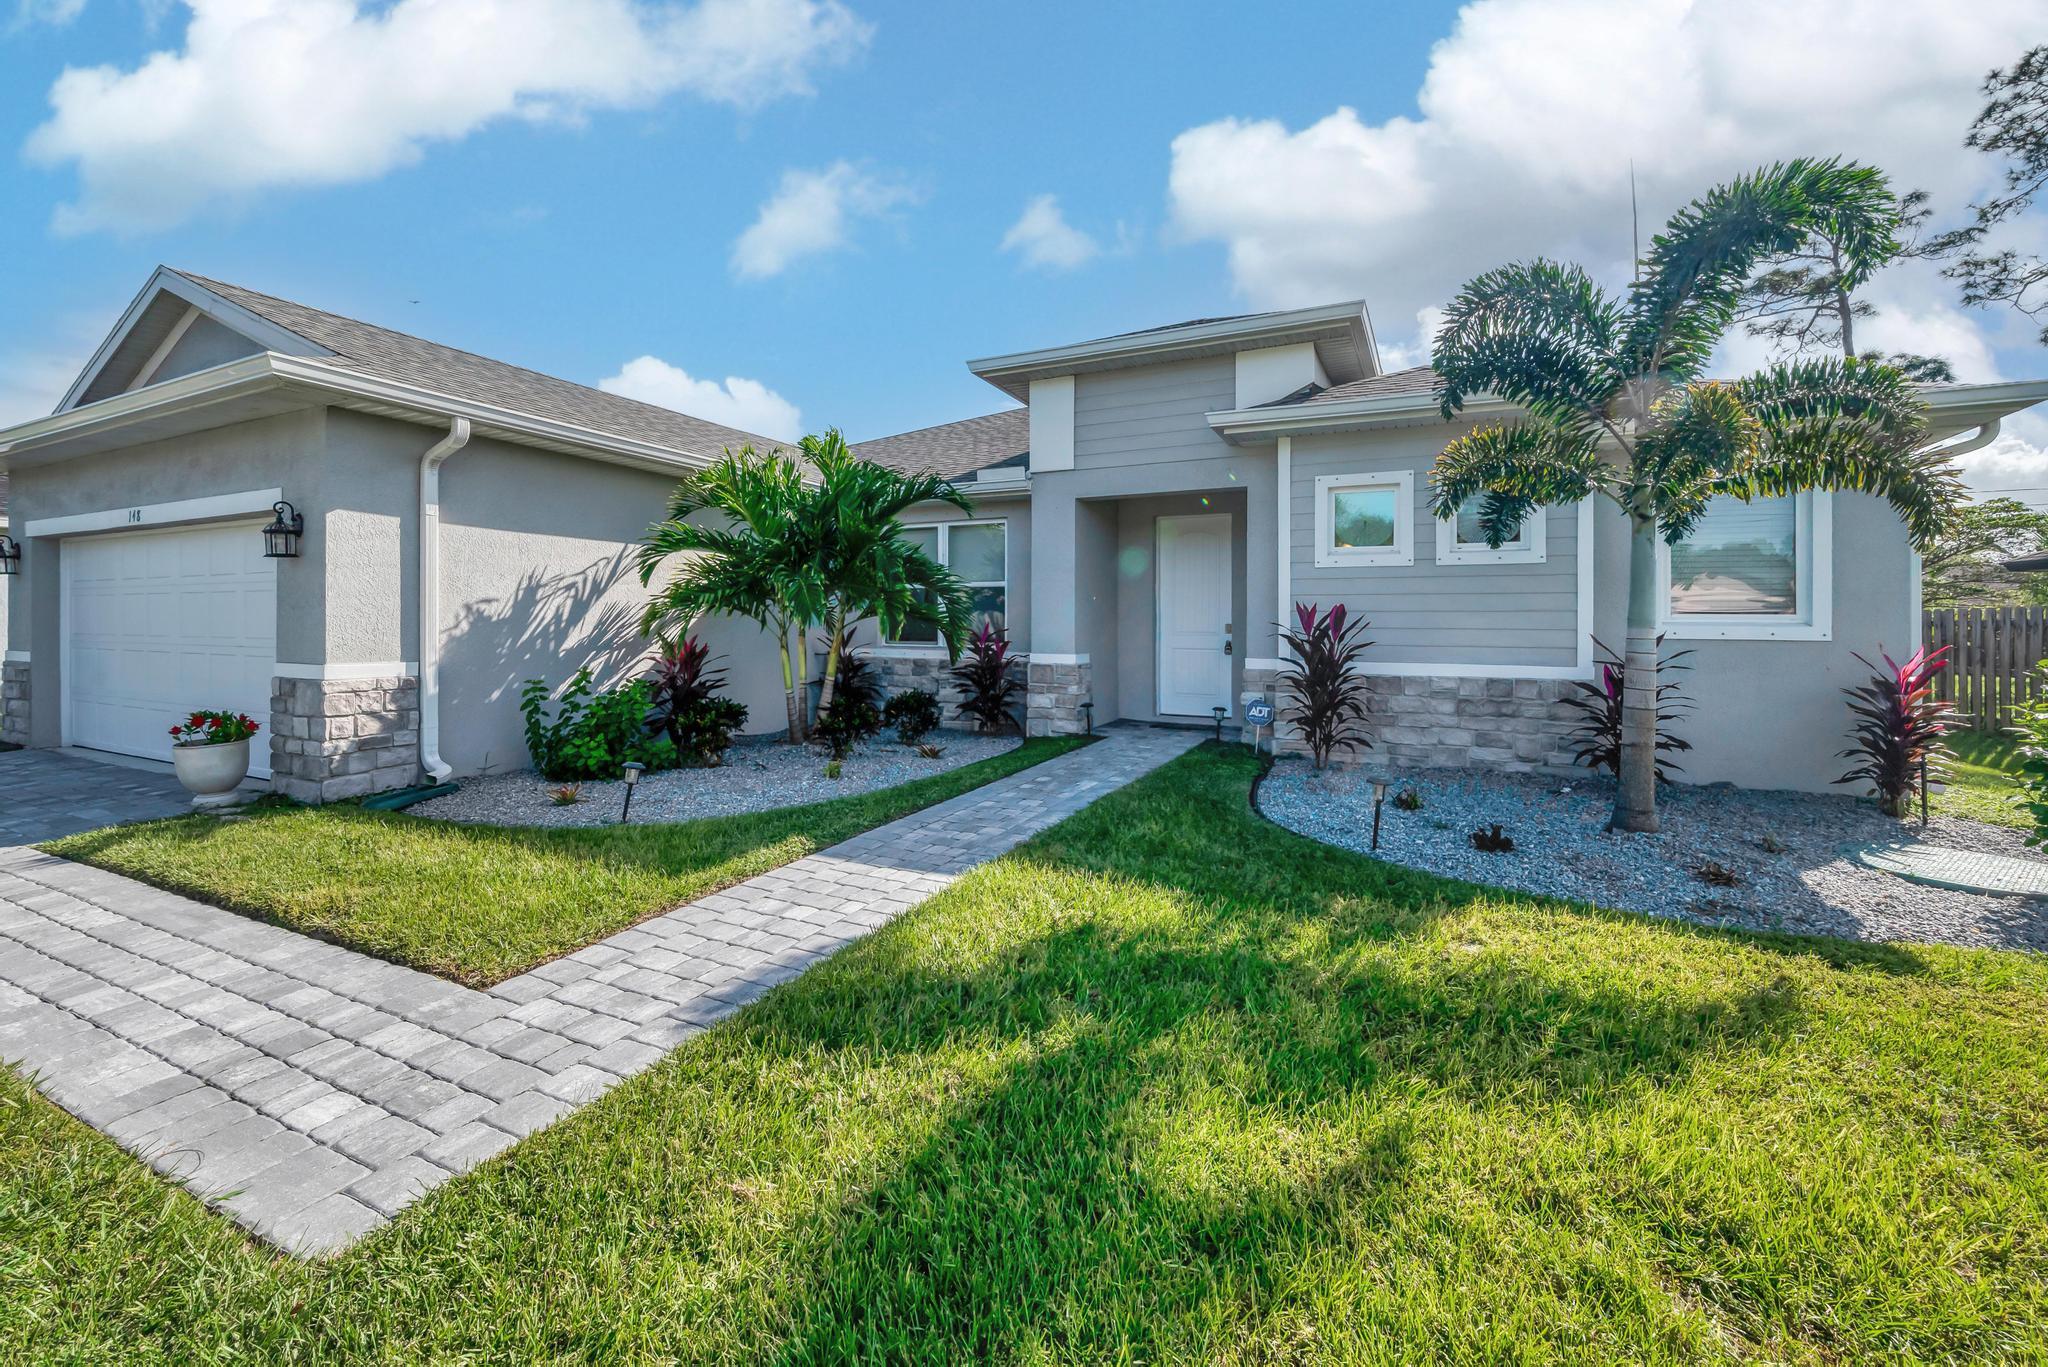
[418,417,472,783]
[1924,417,2000,461]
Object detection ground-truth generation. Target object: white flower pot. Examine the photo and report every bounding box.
[172,736,252,809]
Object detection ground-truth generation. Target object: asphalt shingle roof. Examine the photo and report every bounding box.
[851,408,1028,479]
[1256,365,1442,408]
[175,270,789,457]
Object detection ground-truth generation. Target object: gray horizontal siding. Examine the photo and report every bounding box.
[1288,429,1582,669]
[1072,356,1236,470]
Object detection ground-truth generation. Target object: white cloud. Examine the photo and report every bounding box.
[1166,0,2048,490]
[730,160,916,279]
[599,355,801,440]
[24,0,869,234]
[999,194,1100,272]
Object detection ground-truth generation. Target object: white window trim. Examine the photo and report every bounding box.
[1313,469,1415,568]
[1657,490,1832,641]
[1435,499,1547,566]
[890,517,1009,648]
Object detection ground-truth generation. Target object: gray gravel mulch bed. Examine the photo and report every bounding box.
[411,732,1022,829]
[1258,760,2048,954]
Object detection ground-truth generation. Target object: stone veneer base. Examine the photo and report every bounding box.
[1024,659,1092,737]
[1243,670,1582,775]
[1,661,29,748]
[270,676,421,804]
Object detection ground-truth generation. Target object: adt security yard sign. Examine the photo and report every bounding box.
[1244,696,1275,754]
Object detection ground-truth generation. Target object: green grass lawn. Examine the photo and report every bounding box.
[6,744,2046,1361]
[43,737,1088,986]
[1931,729,2029,829]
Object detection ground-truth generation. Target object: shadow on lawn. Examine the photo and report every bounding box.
[731,748,1812,1359]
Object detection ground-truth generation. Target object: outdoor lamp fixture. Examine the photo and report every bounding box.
[1079,701,1094,735]
[1370,778,1389,852]
[1211,705,1227,742]
[0,534,18,576]
[619,762,645,823]
[261,501,305,559]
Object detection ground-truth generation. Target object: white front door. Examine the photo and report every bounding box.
[63,521,277,774]
[1155,513,1233,717]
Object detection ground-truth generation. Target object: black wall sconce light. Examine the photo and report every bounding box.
[262,501,305,559]
[0,534,19,576]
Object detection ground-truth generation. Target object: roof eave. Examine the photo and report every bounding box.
[968,301,1374,401]
[1,352,724,475]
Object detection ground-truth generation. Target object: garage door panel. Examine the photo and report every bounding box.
[65,522,276,775]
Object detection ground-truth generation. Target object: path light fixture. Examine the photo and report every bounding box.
[619,762,645,823]
[1370,778,1389,852]
[0,534,18,576]
[1080,701,1093,735]
[1212,705,1227,742]
[261,501,304,559]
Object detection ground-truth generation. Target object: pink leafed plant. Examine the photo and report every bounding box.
[1835,645,1956,817]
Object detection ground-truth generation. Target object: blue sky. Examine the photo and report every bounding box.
[4,0,2045,489]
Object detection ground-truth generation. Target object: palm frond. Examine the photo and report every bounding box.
[1624,158,1902,379]
[1433,260,1628,423]
[1429,419,1612,546]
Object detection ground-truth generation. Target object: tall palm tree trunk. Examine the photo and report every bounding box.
[815,606,846,723]
[775,621,804,744]
[1613,515,1662,833]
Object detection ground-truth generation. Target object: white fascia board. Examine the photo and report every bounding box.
[1207,392,1513,442]
[971,301,1371,398]
[2,352,722,477]
[57,266,331,414]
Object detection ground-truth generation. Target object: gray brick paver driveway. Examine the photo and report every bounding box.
[0,749,199,844]
[0,727,1201,1257]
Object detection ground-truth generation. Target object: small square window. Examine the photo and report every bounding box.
[1314,470,1415,567]
[1435,497,1547,565]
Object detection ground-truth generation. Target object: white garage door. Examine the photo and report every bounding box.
[64,521,276,775]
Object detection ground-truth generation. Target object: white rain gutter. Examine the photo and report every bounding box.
[417,417,472,783]
[1923,417,2001,460]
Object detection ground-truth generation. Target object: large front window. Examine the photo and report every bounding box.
[894,520,1007,643]
[1659,492,1830,639]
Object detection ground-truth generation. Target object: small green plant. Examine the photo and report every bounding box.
[519,669,675,781]
[915,741,945,759]
[548,783,584,806]
[1393,788,1424,812]
[648,636,749,766]
[883,688,942,746]
[813,699,881,762]
[1469,824,1515,853]
[2011,661,2048,846]
[823,759,844,779]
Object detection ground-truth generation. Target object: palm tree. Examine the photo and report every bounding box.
[637,445,827,743]
[803,429,977,719]
[1430,159,1962,832]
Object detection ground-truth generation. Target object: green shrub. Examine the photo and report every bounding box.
[882,689,942,746]
[519,669,675,781]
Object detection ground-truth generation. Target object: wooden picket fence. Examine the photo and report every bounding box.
[1923,606,2048,731]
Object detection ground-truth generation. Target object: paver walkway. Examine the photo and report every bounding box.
[0,727,1201,1257]
[0,748,201,844]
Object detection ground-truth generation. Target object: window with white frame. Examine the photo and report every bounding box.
[893,520,1007,643]
[1314,470,1415,567]
[1435,497,1547,565]
[1658,491,1831,640]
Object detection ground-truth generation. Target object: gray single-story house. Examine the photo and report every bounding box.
[2,271,2043,798]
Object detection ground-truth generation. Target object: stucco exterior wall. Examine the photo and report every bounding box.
[3,409,332,747]
[1595,492,1919,794]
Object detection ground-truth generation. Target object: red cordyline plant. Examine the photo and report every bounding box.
[168,710,260,746]
[949,621,1025,734]
[1278,603,1374,770]
[1560,637,1695,782]
[1835,645,1956,817]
